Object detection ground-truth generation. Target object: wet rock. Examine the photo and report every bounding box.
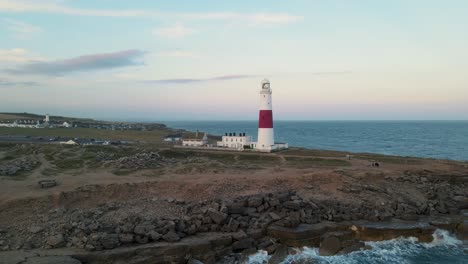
[268,244,288,264]
[319,236,341,256]
[337,240,366,255]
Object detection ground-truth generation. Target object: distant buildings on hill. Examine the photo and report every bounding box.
[0,113,167,131]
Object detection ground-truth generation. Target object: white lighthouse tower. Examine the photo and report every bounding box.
[257,79,275,150]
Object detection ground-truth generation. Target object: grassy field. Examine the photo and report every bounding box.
[0,127,174,143]
[284,156,351,167]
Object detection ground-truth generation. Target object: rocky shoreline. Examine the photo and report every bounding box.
[1,189,467,264]
[1,144,468,263]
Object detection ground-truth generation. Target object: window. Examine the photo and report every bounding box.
[231,138,233,142]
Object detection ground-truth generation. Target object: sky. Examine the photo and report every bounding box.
[0,0,467,121]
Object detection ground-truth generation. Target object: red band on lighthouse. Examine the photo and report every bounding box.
[258,110,273,128]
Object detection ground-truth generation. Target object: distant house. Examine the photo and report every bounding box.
[62,121,72,128]
[61,139,78,145]
[164,134,182,143]
[182,133,208,147]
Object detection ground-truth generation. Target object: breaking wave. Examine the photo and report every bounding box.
[248,230,467,264]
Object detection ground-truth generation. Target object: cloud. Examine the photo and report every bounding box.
[142,74,258,84]
[0,1,303,25]
[5,49,146,76]
[156,50,198,58]
[2,18,41,38]
[0,78,38,86]
[0,48,43,63]
[152,24,196,38]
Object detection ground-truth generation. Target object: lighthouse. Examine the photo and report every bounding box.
[257,79,275,150]
[215,78,288,152]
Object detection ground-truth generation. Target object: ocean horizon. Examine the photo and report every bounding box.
[161,120,468,162]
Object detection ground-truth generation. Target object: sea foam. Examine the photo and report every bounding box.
[248,229,467,264]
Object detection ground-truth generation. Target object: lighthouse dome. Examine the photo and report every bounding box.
[261,79,270,85]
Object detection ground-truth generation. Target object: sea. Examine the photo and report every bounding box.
[163,121,468,161]
[163,120,468,263]
[247,230,468,264]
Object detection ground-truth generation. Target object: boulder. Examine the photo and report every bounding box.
[337,240,366,255]
[101,233,119,249]
[232,238,255,252]
[452,196,468,209]
[149,231,162,241]
[319,236,341,256]
[208,209,227,224]
[135,235,149,244]
[269,213,281,221]
[248,196,264,208]
[268,244,288,264]
[134,224,154,236]
[283,201,301,210]
[47,234,65,248]
[268,222,341,247]
[118,234,134,244]
[232,230,247,241]
[163,231,180,242]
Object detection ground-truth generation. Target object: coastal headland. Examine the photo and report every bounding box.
[0,116,467,263]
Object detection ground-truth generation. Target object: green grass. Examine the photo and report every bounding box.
[0,127,171,143]
[357,154,423,165]
[285,156,351,167]
[284,147,350,158]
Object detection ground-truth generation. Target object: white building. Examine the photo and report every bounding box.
[217,132,253,150]
[164,134,182,143]
[62,122,72,128]
[182,132,208,147]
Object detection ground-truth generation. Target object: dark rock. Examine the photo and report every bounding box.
[163,231,180,242]
[337,241,366,255]
[319,236,341,256]
[269,213,281,221]
[47,234,65,248]
[208,209,227,224]
[232,238,255,252]
[134,224,154,236]
[268,244,288,264]
[118,233,134,244]
[23,256,82,264]
[101,233,119,249]
[149,231,162,241]
[248,196,264,208]
[452,196,468,209]
[135,235,148,244]
[232,230,247,241]
[284,201,301,210]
